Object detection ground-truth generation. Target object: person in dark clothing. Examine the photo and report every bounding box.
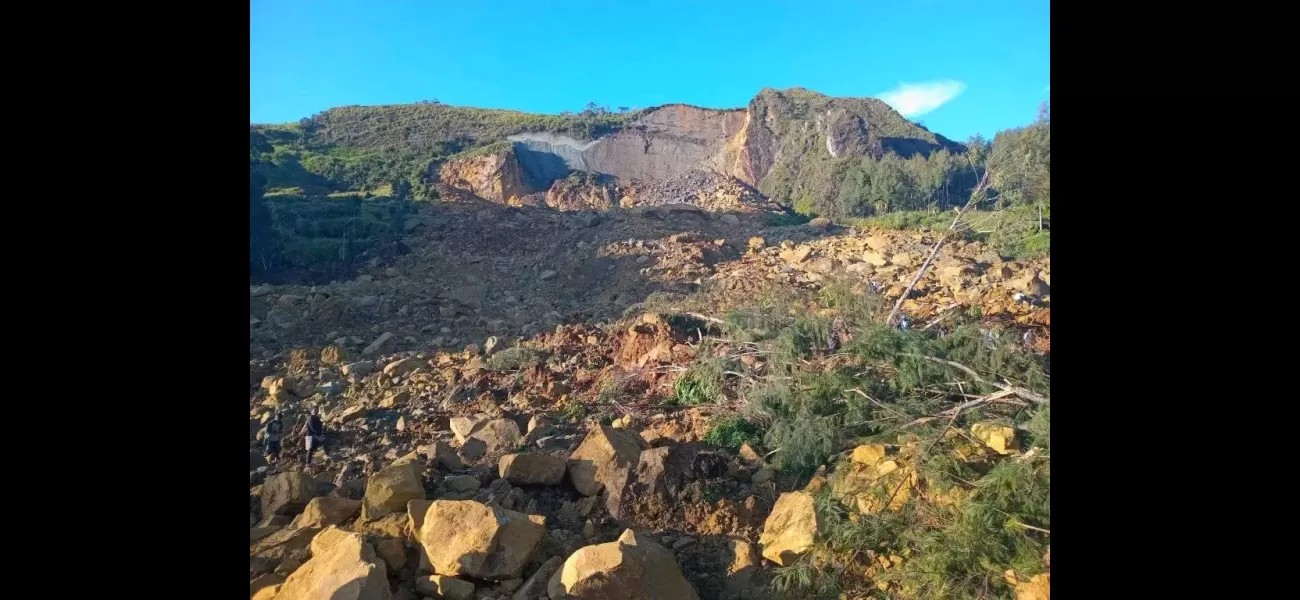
[298,406,328,466]
[263,413,284,462]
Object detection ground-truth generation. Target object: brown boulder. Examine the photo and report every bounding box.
[468,418,524,454]
[291,497,362,528]
[273,527,393,600]
[758,491,818,566]
[548,529,699,599]
[417,500,545,581]
[499,453,567,486]
[567,426,645,497]
[604,444,726,522]
[361,461,425,522]
[450,414,489,443]
[261,471,319,517]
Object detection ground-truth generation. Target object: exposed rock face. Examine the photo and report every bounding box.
[354,89,964,216]
[548,529,700,600]
[510,105,747,187]
[416,500,546,581]
[438,150,527,203]
[546,176,619,211]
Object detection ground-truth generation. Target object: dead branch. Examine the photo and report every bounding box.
[886,169,992,326]
[901,389,1015,428]
[909,355,1049,405]
[684,312,726,325]
[1012,520,1051,535]
[921,303,962,330]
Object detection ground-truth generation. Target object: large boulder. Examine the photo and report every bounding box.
[547,529,700,600]
[499,453,567,485]
[261,471,319,517]
[604,443,727,522]
[758,491,818,566]
[361,460,425,522]
[290,497,362,528]
[272,527,393,600]
[468,418,524,454]
[450,414,490,444]
[417,500,545,581]
[567,426,645,497]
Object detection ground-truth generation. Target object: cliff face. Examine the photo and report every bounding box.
[509,105,747,187]
[436,149,527,204]
[441,88,959,210]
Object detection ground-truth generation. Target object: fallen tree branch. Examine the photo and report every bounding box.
[1011,520,1051,535]
[902,389,1016,428]
[684,312,727,326]
[909,355,1049,405]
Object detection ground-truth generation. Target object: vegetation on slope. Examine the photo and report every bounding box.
[761,96,1050,260]
[250,130,414,283]
[685,277,1049,599]
[250,102,644,201]
[753,88,971,215]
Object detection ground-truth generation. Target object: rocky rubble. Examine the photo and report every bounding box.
[249,192,1049,599]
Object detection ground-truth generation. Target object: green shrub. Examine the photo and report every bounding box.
[667,358,727,406]
[486,347,547,371]
[702,416,763,451]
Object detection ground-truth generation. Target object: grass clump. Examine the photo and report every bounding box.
[486,346,547,371]
[667,357,728,406]
[702,416,764,451]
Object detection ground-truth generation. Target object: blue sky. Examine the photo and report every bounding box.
[250,0,1048,140]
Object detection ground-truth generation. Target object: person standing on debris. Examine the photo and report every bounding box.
[298,407,328,466]
[263,413,284,462]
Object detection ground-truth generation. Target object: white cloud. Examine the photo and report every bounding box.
[877,80,966,117]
